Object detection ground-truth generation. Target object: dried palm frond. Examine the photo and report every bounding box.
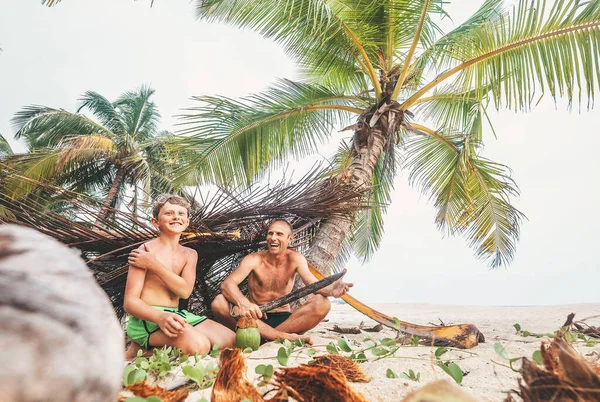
[507,332,600,402]
[310,354,370,383]
[119,381,189,402]
[266,364,367,402]
[0,164,366,317]
[211,348,263,402]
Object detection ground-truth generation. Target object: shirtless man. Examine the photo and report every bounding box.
[123,194,235,358]
[211,219,353,344]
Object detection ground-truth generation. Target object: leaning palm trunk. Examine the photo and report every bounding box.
[96,167,126,224]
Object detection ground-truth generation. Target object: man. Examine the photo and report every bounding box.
[211,219,353,344]
[124,194,235,358]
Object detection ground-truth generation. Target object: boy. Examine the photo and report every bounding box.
[124,194,235,358]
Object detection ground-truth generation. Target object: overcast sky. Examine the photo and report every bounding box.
[1,0,598,306]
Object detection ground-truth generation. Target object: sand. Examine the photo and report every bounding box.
[143,302,600,401]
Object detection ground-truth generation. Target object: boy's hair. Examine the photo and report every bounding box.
[152,194,191,218]
[268,219,294,235]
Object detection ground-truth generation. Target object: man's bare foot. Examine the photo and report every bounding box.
[124,342,152,359]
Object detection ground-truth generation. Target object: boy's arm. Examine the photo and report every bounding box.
[295,254,353,298]
[220,254,263,319]
[123,262,186,337]
[128,243,196,299]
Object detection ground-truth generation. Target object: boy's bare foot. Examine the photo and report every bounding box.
[124,342,152,359]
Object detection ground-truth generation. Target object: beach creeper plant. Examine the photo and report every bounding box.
[158,0,600,273]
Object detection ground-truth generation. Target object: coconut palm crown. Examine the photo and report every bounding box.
[6,85,177,222]
[167,0,600,270]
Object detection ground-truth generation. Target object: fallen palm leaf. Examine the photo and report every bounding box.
[266,364,367,402]
[211,348,264,402]
[308,263,484,349]
[310,354,370,383]
[119,381,189,402]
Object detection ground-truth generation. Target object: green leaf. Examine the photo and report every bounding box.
[513,323,521,333]
[125,397,150,402]
[393,317,401,331]
[338,337,353,352]
[182,365,205,385]
[243,347,254,354]
[370,347,389,357]
[122,365,137,387]
[277,347,290,366]
[386,368,399,379]
[307,349,316,357]
[147,397,162,402]
[532,350,543,365]
[381,338,397,348]
[326,342,340,355]
[434,347,448,359]
[494,342,510,360]
[439,362,464,384]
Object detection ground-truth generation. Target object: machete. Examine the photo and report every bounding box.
[231,271,345,319]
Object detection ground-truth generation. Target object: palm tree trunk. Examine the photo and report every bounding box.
[95,167,126,225]
[305,126,387,273]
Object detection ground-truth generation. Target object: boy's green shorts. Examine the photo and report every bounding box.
[126,306,207,348]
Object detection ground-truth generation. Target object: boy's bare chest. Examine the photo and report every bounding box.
[154,251,186,275]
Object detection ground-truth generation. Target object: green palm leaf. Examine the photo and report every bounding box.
[402,125,523,267]
[171,79,363,186]
[404,0,600,110]
[0,133,13,156]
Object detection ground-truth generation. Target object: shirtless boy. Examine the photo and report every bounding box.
[124,194,234,358]
[211,219,353,344]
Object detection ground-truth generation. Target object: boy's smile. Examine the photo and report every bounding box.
[153,202,189,233]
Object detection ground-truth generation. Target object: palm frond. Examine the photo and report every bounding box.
[113,85,160,140]
[0,165,366,316]
[172,79,363,186]
[402,124,524,267]
[12,106,115,149]
[77,91,126,134]
[0,133,13,156]
[405,0,600,110]
[56,134,118,168]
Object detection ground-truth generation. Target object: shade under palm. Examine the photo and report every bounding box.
[6,85,177,223]
[169,0,599,271]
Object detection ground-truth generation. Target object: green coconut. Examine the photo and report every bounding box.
[235,317,261,351]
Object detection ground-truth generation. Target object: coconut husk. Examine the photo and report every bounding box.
[237,316,259,329]
[508,333,600,402]
[266,364,367,402]
[310,354,370,383]
[400,379,480,402]
[211,348,264,402]
[119,381,189,402]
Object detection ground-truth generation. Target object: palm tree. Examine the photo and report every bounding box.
[169,0,600,272]
[5,85,177,223]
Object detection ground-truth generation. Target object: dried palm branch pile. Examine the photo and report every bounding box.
[0,166,365,317]
[211,348,264,402]
[265,364,368,402]
[505,328,600,402]
[119,381,189,402]
[310,354,370,383]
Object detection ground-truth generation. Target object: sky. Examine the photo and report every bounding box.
[1,0,598,306]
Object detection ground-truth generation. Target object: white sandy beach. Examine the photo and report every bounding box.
[137,302,600,401]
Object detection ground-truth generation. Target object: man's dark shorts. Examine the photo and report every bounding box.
[261,312,291,328]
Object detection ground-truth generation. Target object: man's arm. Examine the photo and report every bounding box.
[220,254,263,319]
[128,243,196,299]
[295,254,353,298]
[123,263,186,337]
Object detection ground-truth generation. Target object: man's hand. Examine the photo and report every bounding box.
[328,269,354,298]
[157,312,186,337]
[234,300,264,320]
[128,244,159,271]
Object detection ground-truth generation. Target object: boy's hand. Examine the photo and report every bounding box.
[128,244,159,271]
[158,312,186,337]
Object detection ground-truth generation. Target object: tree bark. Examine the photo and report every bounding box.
[305,125,388,274]
[95,166,126,225]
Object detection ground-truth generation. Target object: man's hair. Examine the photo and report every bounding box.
[268,219,294,235]
[152,194,191,218]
